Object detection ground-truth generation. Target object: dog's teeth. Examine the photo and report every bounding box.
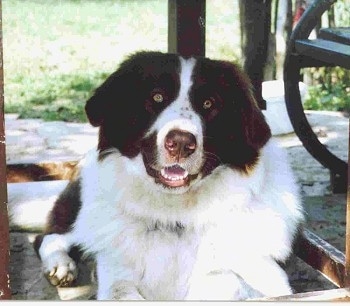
[160,168,189,181]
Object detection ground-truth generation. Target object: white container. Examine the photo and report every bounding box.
[262,80,308,135]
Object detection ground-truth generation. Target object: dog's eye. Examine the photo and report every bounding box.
[203,99,213,109]
[153,93,164,103]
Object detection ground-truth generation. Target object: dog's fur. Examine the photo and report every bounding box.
[34,51,304,300]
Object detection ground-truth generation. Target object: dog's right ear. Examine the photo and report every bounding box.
[85,51,168,127]
[85,72,120,127]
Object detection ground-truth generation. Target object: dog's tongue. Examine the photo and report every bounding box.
[164,165,186,177]
[160,165,189,187]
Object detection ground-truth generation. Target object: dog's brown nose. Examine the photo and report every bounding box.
[164,130,196,159]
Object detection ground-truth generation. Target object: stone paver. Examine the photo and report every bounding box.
[4,110,349,300]
[5,115,97,163]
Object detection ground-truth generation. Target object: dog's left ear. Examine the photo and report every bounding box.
[241,88,271,150]
[225,63,271,150]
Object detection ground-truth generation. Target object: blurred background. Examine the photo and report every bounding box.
[3,0,349,123]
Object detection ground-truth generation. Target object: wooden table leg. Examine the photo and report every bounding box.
[345,119,350,286]
[168,0,206,57]
[0,0,11,299]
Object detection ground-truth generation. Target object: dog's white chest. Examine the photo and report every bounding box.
[135,225,199,300]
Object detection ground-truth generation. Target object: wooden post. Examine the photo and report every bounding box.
[0,0,11,300]
[345,119,350,286]
[238,0,271,109]
[168,0,205,57]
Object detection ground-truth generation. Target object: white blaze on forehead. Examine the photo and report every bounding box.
[146,56,203,141]
[144,56,204,172]
[177,56,196,105]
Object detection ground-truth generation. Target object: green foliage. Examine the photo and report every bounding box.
[304,83,350,112]
[333,0,350,27]
[303,67,350,112]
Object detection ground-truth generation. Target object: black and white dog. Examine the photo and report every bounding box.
[34,51,304,300]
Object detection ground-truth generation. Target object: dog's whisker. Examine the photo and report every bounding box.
[204,151,222,163]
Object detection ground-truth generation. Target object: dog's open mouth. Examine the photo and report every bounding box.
[145,163,196,188]
[159,165,189,188]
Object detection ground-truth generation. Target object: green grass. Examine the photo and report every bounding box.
[13,72,110,122]
[3,0,240,122]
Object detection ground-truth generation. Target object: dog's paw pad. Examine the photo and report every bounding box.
[43,252,78,287]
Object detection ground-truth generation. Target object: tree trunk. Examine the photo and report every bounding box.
[239,0,272,109]
[275,0,293,79]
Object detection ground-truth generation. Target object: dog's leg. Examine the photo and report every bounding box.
[96,253,144,300]
[233,256,293,298]
[186,270,263,300]
[37,233,78,287]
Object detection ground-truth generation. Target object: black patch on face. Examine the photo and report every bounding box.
[85,51,181,158]
[190,57,271,174]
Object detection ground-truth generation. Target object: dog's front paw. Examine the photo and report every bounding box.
[42,251,78,287]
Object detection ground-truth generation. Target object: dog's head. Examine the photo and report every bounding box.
[85,51,271,192]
